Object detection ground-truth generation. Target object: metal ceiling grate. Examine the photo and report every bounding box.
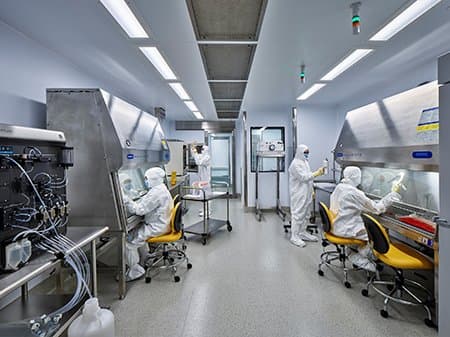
[209,82,247,99]
[186,0,267,119]
[187,0,267,41]
[200,44,255,80]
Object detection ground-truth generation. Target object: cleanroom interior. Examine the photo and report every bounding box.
[0,1,450,337]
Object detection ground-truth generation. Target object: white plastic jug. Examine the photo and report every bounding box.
[68,298,115,337]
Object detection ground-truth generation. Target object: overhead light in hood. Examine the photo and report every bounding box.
[99,0,148,38]
[370,0,442,41]
[140,47,177,80]
[321,49,373,81]
[169,83,190,100]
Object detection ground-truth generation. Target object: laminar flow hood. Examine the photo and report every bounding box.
[335,82,439,172]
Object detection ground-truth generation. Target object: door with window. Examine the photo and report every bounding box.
[208,133,233,191]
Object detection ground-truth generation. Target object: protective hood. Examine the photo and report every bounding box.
[144,167,165,188]
[202,145,209,154]
[295,144,309,160]
[119,172,131,185]
[342,166,362,187]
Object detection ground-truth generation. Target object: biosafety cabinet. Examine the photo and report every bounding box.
[335,81,440,319]
[46,89,170,298]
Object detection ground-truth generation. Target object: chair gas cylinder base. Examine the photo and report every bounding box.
[144,201,192,284]
[361,214,435,328]
[317,202,365,288]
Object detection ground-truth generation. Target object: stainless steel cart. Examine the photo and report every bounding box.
[182,184,232,245]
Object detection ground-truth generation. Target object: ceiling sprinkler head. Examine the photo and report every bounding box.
[350,2,362,35]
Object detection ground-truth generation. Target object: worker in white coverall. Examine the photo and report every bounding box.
[289,144,325,248]
[330,166,402,272]
[191,144,212,216]
[123,167,173,281]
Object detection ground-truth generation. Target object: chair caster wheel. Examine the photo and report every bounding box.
[174,275,181,283]
[187,263,193,270]
[227,224,233,232]
[424,318,435,328]
[321,241,328,248]
[145,277,151,284]
[284,228,288,233]
[387,284,394,291]
[318,270,324,277]
[361,289,369,297]
[344,281,351,289]
[202,238,207,245]
[380,310,389,318]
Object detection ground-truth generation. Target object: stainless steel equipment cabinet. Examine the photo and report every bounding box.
[47,89,170,299]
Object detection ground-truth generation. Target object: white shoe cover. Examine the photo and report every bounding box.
[299,231,319,242]
[290,237,306,248]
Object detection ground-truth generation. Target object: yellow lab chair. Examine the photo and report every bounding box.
[318,202,365,288]
[361,214,434,327]
[144,201,192,283]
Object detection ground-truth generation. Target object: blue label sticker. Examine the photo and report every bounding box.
[127,154,135,160]
[427,239,433,247]
[336,152,344,158]
[412,151,432,159]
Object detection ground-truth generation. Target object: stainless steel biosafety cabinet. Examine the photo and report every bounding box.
[47,89,170,299]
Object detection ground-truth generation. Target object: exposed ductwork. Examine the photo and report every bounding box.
[186,0,268,119]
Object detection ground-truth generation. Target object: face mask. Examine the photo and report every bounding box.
[303,153,309,160]
[144,180,151,189]
[124,182,132,191]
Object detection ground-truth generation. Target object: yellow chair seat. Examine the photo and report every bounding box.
[324,232,365,246]
[147,231,182,244]
[376,242,434,270]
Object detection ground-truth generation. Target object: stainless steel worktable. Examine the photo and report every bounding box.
[0,226,109,336]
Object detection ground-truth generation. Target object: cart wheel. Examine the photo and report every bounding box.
[174,275,181,283]
[284,227,289,233]
[344,281,352,289]
[187,263,193,270]
[309,216,316,224]
[361,289,369,297]
[227,224,233,232]
[145,277,152,284]
[318,270,324,277]
[380,310,389,319]
[424,318,435,328]
[202,238,207,245]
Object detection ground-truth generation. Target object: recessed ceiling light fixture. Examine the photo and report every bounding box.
[193,111,204,120]
[169,83,190,100]
[99,0,148,38]
[184,101,198,111]
[297,83,327,100]
[139,47,177,80]
[370,0,442,41]
[321,49,373,81]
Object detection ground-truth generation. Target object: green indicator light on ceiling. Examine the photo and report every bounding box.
[352,15,360,23]
[300,72,305,77]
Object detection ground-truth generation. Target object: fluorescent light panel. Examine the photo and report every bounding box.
[140,47,177,80]
[169,83,190,100]
[321,49,373,81]
[193,111,204,120]
[99,0,148,38]
[297,84,326,100]
[370,0,442,41]
[184,101,198,111]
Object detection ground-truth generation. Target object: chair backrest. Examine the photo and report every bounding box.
[170,202,183,233]
[173,194,181,206]
[319,202,333,233]
[362,214,390,254]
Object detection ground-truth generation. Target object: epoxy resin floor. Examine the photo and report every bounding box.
[105,199,437,337]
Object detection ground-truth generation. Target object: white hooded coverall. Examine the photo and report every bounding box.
[124,167,173,281]
[289,144,315,242]
[192,145,211,188]
[330,166,400,240]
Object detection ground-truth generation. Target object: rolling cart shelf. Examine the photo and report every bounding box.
[182,184,232,245]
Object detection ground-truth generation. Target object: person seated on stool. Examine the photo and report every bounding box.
[330,166,402,272]
[122,167,173,282]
